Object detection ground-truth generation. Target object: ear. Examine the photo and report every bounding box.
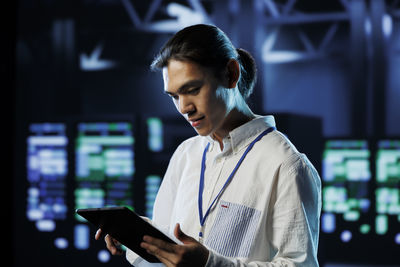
[226,59,240,89]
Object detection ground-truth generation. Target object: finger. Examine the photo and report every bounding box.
[111,237,121,247]
[144,249,175,267]
[142,235,176,253]
[140,240,177,265]
[95,228,103,240]
[174,223,196,244]
[105,234,123,255]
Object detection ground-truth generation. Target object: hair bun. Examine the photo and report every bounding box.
[236,48,257,99]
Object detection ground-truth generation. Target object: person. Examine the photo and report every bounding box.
[95,24,321,267]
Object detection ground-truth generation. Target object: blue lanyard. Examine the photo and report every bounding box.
[197,127,275,239]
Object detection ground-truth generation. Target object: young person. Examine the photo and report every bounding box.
[96,24,321,267]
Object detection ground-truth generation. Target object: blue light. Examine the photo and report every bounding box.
[80,44,117,71]
[145,175,162,218]
[54,237,68,249]
[36,220,56,232]
[382,14,393,38]
[147,118,163,152]
[144,3,207,32]
[364,17,372,36]
[322,161,334,182]
[27,123,68,226]
[74,224,89,250]
[166,3,205,27]
[321,213,336,233]
[262,51,309,64]
[98,250,111,263]
[340,230,352,243]
[395,233,400,245]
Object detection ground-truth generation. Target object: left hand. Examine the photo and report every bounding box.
[140,223,209,267]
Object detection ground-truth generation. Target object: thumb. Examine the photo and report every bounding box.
[174,223,196,244]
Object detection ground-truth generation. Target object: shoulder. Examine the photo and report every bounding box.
[268,131,321,202]
[257,129,320,185]
[254,129,301,167]
[264,131,322,211]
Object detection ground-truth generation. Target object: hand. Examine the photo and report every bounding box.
[140,223,209,267]
[95,228,123,255]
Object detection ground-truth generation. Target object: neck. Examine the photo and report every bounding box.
[212,108,256,151]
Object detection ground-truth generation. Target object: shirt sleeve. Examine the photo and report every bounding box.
[204,154,322,267]
[152,142,186,229]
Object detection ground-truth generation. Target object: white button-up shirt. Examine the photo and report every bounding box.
[127,115,321,267]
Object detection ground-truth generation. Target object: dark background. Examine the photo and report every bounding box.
[6,0,400,266]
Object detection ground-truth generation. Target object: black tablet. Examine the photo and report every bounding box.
[76,206,176,263]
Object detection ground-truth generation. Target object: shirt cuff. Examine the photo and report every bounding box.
[205,250,235,267]
[126,249,165,267]
[126,248,140,265]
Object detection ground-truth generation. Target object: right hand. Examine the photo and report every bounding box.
[95,228,123,255]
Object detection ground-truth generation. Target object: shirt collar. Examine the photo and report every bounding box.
[205,115,276,155]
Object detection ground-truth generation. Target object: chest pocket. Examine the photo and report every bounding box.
[205,200,261,258]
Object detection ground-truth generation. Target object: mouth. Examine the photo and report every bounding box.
[189,116,205,128]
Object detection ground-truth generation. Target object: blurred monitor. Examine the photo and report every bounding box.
[375,140,400,239]
[74,122,135,214]
[145,175,162,219]
[73,121,135,256]
[26,123,68,232]
[320,139,400,265]
[19,121,136,267]
[140,116,196,218]
[321,140,371,236]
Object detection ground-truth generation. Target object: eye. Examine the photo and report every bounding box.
[188,87,200,95]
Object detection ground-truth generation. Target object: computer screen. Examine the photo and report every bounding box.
[141,116,195,218]
[26,123,69,232]
[375,140,400,240]
[74,122,135,252]
[22,121,400,266]
[320,139,399,264]
[74,122,135,214]
[17,121,137,266]
[321,140,371,238]
[17,117,197,266]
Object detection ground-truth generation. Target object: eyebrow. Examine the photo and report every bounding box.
[164,80,204,96]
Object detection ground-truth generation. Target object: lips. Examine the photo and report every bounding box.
[189,116,205,127]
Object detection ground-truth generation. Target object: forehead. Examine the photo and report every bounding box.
[162,60,210,92]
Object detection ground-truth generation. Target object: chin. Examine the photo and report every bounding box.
[195,130,208,136]
[194,127,211,137]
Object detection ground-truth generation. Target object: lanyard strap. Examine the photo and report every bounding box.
[197,127,275,235]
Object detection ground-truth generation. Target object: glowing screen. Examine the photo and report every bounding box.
[147,117,163,152]
[26,123,68,232]
[321,140,371,240]
[375,140,400,239]
[145,175,162,218]
[75,122,135,214]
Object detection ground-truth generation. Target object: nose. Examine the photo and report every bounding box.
[178,95,195,115]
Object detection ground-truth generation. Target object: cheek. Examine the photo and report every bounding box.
[209,91,227,114]
[205,94,227,125]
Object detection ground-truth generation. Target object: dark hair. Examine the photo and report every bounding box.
[151,24,257,100]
